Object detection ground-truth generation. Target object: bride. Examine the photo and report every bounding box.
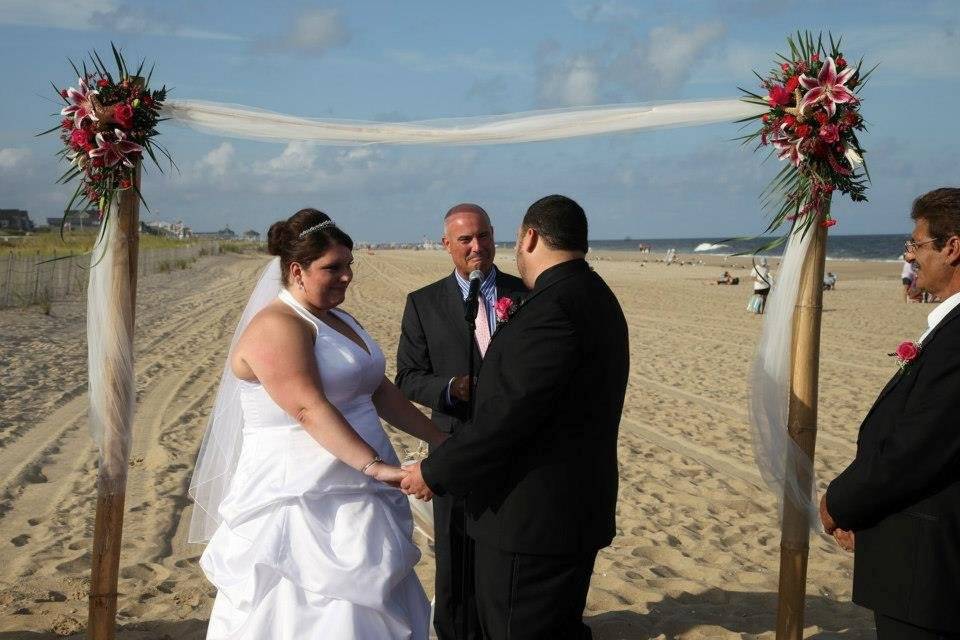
[188,208,444,638]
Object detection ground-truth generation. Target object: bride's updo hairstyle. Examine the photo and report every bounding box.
[267,208,354,286]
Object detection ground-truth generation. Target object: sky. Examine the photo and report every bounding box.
[1,0,958,242]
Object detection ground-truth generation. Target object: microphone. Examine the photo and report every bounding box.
[464,269,483,324]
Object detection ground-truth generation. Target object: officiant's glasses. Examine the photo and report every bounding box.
[904,237,940,254]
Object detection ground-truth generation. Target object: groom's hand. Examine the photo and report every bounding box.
[400,462,434,501]
[819,493,837,534]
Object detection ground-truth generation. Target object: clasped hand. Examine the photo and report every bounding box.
[366,461,434,501]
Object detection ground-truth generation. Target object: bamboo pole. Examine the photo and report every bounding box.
[88,164,140,640]
[775,212,828,640]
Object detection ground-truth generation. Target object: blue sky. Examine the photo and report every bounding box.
[1,0,957,242]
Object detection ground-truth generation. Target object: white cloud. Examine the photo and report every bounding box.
[535,22,727,107]
[263,8,349,56]
[386,49,528,77]
[0,148,32,172]
[199,143,235,178]
[1,0,241,40]
[254,142,318,175]
[536,51,601,107]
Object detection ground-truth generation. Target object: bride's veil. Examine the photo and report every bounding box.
[188,257,283,543]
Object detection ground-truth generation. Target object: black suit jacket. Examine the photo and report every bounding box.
[827,303,960,632]
[395,268,526,435]
[421,259,630,555]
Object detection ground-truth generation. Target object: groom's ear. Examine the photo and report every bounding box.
[520,227,538,253]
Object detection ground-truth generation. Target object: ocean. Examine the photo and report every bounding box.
[580,234,907,262]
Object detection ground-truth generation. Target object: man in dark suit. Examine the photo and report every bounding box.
[823,187,960,639]
[395,203,525,640]
[402,195,629,639]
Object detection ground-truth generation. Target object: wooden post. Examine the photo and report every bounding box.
[775,214,828,640]
[88,164,140,640]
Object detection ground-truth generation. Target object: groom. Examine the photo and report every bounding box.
[403,195,629,639]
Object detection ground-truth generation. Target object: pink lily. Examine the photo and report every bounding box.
[60,77,99,129]
[798,57,857,118]
[772,134,805,167]
[88,129,144,168]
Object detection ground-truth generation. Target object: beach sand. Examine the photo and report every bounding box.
[0,248,926,638]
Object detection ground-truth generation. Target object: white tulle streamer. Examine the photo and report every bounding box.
[188,257,283,542]
[747,225,820,529]
[87,204,137,490]
[162,99,764,145]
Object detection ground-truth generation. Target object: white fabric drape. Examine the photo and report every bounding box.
[162,99,764,145]
[87,204,136,490]
[188,257,283,542]
[747,225,820,529]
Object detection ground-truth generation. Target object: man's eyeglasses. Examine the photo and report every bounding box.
[904,237,940,253]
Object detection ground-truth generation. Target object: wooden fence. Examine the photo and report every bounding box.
[0,242,221,309]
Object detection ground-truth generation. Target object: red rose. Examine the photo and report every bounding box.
[811,53,820,63]
[836,56,847,68]
[785,75,799,93]
[494,296,515,322]
[70,129,90,149]
[761,114,770,124]
[768,85,791,107]
[119,179,132,190]
[794,124,813,138]
[895,341,919,363]
[783,114,797,128]
[814,111,829,125]
[114,103,134,129]
[796,61,809,73]
[781,62,791,73]
[97,78,110,88]
[818,123,840,143]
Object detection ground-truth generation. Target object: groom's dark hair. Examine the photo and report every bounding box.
[912,188,960,250]
[522,195,588,253]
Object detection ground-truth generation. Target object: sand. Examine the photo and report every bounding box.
[0,248,926,639]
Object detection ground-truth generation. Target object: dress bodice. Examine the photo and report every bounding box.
[239,289,386,430]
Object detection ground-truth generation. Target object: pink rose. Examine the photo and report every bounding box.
[494,296,515,322]
[895,341,919,363]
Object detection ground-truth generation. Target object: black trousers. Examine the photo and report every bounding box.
[473,542,597,640]
[875,613,960,640]
[433,494,481,640]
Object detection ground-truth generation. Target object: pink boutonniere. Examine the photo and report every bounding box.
[494,296,519,324]
[889,341,920,371]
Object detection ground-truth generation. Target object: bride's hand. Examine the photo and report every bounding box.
[366,462,406,487]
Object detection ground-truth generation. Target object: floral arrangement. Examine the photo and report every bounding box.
[739,33,874,234]
[41,45,172,230]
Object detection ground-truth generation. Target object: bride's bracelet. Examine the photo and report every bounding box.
[359,456,383,475]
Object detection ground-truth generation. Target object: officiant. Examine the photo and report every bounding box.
[395,203,525,640]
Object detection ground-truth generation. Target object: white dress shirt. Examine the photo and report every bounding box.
[918,290,960,345]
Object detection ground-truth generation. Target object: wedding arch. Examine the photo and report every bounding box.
[47,34,870,640]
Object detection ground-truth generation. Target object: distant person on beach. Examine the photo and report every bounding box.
[748,257,772,314]
[714,271,739,285]
[394,202,525,640]
[822,187,960,638]
[823,272,838,290]
[190,208,443,638]
[902,256,919,302]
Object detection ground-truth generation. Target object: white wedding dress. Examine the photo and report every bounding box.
[200,289,430,639]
